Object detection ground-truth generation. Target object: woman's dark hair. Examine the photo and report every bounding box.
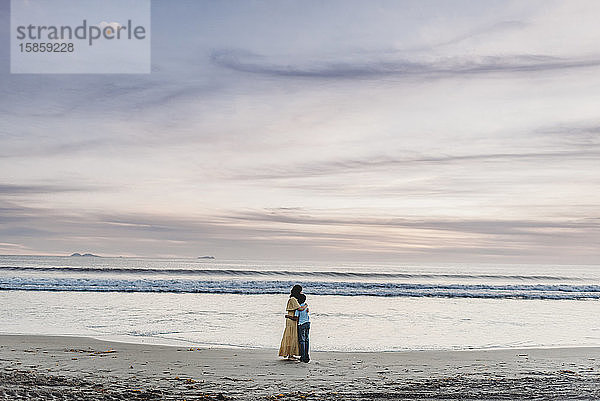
[290,284,302,298]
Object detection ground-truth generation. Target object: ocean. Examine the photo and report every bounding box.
[1,255,599,351]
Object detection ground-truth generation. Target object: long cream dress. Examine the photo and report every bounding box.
[278,297,300,357]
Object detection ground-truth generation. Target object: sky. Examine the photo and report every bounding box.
[0,0,599,263]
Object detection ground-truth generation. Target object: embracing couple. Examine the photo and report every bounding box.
[278,284,310,363]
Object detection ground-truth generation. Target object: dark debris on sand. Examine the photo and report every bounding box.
[267,374,600,401]
[261,373,600,401]
[0,369,232,400]
[2,368,600,400]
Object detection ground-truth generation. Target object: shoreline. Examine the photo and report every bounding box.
[89,335,600,354]
[7,331,600,354]
[2,335,600,400]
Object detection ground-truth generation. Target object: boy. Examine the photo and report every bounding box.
[295,293,310,363]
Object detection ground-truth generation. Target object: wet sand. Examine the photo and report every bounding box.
[1,335,599,400]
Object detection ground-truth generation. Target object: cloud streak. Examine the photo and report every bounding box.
[212,50,600,79]
[0,183,103,195]
[226,209,600,237]
[232,149,600,180]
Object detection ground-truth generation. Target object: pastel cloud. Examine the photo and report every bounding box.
[0,0,599,263]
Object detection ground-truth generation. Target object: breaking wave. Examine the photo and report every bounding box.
[0,266,574,281]
[1,277,599,300]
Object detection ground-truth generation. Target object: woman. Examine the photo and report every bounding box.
[278,284,306,358]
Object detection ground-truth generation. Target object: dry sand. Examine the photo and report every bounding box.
[1,335,599,400]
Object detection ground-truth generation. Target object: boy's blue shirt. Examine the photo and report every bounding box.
[295,302,310,325]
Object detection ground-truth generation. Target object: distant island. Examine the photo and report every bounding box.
[70,253,100,257]
[198,256,215,259]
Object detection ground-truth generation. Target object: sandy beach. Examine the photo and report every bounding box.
[0,335,599,400]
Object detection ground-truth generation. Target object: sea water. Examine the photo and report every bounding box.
[1,256,599,351]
